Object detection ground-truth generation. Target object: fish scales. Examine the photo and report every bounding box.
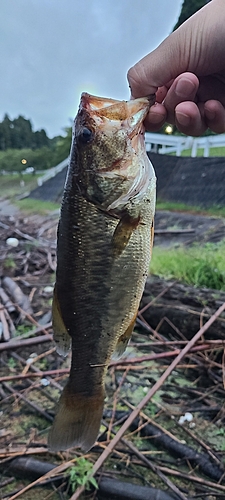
[48,93,156,452]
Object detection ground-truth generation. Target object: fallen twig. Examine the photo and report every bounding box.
[0,369,69,382]
[110,342,224,367]
[0,447,47,459]
[69,301,225,499]
[0,328,52,352]
[3,382,53,422]
[156,465,225,493]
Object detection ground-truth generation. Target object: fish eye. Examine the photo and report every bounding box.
[78,127,93,143]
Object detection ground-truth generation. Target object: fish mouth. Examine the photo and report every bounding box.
[80,92,155,133]
[76,93,156,212]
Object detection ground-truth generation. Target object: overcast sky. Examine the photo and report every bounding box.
[0,0,182,138]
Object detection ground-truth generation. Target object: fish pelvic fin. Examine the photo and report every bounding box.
[112,312,137,360]
[112,214,140,257]
[48,383,105,452]
[52,286,71,356]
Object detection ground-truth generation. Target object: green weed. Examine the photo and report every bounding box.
[8,357,16,369]
[4,256,16,270]
[151,241,225,290]
[15,324,36,337]
[67,458,98,493]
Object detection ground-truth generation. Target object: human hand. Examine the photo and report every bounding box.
[127,0,225,136]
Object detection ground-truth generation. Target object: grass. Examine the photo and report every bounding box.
[0,173,40,198]
[151,241,225,290]
[180,145,225,157]
[156,200,225,218]
[16,197,60,215]
[0,173,60,214]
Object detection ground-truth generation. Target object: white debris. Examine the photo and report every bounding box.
[43,285,54,294]
[178,412,193,425]
[26,353,37,365]
[6,237,19,247]
[41,378,50,386]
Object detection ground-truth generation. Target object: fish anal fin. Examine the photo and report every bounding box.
[48,384,105,452]
[112,214,140,257]
[52,286,71,357]
[112,312,137,360]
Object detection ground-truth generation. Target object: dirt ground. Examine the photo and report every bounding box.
[154,210,225,248]
[0,206,225,500]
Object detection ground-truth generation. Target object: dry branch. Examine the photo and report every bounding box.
[126,412,224,481]
[1,456,180,500]
[69,300,225,500]
[3,382,53,422]
[141,276,225,340]
[0,328,52,352]
[0,368,69,382]
[2,277,33,316]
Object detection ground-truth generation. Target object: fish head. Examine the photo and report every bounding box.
[72,92,156,213]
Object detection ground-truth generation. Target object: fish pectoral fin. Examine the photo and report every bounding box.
[112,313,137,360]
[52,286,71,357]
[48,384,105,452]
[112,214,140,257]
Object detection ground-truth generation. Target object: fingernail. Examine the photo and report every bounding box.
[175,78,196,98]
[176,112,191,127]
[148,111,164,124]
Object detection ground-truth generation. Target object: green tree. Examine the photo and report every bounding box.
[32,129,50,149]
[0,114,51,151]
[173,0,211,31]
[0,114,12,150]
[11,115,33,149]
[0,147,55,172]
[52,126,72,164]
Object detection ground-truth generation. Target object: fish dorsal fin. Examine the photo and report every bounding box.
[52,286,71,356]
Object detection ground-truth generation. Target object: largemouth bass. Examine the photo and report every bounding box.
[48,93,156,452]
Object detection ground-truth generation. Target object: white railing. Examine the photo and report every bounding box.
[190,134,225,157]
[145,132,225,157]
[37,157,69,186]
[36,133,225,187]
[145,133,193,156]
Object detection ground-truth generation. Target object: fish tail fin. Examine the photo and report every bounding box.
[48,383,105,452]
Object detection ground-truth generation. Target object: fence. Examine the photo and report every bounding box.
[36,133,225,187]
[145,132,225,157]
[37,157,69,186]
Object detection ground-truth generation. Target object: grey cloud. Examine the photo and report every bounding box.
[0,0,182,137]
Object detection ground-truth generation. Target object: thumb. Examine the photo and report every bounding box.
[127,0,216,98]
[127,32,190,98]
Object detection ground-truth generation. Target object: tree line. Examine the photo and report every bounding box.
[0,114,51,151]
[0,114,72,173]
